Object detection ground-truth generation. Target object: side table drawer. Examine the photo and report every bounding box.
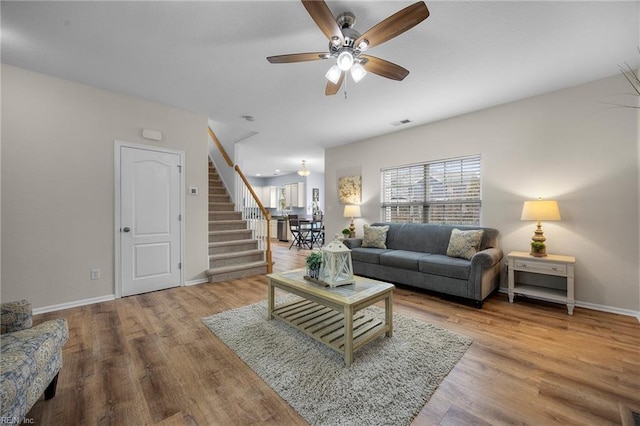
[513,260,566,275]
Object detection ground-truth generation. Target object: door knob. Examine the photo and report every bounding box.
[122,227,131,233]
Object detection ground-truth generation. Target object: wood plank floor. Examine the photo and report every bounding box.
[29,241,640,425]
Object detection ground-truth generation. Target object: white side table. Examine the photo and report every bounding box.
[507,251,576,315]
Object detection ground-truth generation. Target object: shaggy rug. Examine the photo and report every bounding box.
[202,298,472,426]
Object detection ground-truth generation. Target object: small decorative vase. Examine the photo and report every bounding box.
[307,267,320,279]
[530,242,547,257]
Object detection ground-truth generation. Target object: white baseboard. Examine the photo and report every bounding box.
[498,287,640,322]
[33,294,116,315]
[33,286,640,322]
[32,279,208,314]
[185,278,209,286]
[575,301,640,322]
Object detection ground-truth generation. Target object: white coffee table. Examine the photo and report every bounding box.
[267,268,394,366]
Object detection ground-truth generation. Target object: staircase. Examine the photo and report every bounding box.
[205,161,268,282]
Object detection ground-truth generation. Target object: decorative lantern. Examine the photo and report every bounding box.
[319,235,355,287]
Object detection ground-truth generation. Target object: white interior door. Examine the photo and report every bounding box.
[118,145,182,296]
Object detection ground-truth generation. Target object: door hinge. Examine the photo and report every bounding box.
[177,165,182,173]
[178,214,182,221]
[178,262,182,270]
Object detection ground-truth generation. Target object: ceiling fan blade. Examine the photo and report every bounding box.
[325,71,345,96]
[267,52,328,64]
[355,1,429,49]
[360,55,409,81]
[301,0,344,44]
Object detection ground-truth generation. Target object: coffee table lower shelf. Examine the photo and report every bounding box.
[272,298,388,359]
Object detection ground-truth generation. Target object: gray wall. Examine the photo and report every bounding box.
[2,65,210,309]
[325,73,640,314]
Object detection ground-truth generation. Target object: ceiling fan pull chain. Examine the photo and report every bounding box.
[344,75,348,99]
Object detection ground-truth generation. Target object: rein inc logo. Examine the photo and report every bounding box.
[1,417,34,424]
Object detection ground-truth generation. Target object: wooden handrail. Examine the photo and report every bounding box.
[208,127,233,167]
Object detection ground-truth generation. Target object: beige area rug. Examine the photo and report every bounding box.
[202,298,472,426]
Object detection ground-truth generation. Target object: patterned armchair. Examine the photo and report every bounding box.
[0,300,68,423]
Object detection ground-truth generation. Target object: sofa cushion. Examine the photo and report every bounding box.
[446,228,484,260]
[362,225,390,248]
[350,247,391,265]
[419,254,471,280]
[379,250,428,271]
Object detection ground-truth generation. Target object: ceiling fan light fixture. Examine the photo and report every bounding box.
[325,65,342,84]
[266,0,430,96]
[337,51,354,71]
[351,62,367,83]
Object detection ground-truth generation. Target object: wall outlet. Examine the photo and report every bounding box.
[90,268,100,280]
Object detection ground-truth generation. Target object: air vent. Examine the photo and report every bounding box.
[391,119,412,127]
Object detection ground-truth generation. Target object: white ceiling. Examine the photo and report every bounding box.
[2,1,639,177]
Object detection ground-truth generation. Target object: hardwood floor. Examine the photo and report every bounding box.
[29,241,640,425]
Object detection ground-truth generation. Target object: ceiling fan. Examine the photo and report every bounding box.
[267,1,430,96]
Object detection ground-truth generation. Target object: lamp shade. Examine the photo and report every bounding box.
[521,200,561,221]
[350,63,367,83]
[325,65,341,84]
[343,205,361,218]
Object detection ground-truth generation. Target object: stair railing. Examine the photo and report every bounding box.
[208,127,273,273]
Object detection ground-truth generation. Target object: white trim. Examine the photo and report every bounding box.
[32,288,640,322]
[575,301,640,323]
[498,287,640,322]
[185,278,209,286]
[114,141,186,298]
[33,294,116,315]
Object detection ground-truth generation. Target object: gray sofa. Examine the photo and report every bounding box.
[342,223,503,307]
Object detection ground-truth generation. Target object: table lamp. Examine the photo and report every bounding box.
[343,205,361,238]
[521,199,561,257]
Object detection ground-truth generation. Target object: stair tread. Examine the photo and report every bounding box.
[209,229,252,235]
[209,249,264,260]
[206,261,267,275]
[209,239,256,247]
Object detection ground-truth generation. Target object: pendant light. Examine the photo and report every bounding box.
[298,160,310,177]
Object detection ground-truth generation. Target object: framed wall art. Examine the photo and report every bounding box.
[338,175,361,204]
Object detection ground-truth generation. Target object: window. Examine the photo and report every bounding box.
[381,155,481,225]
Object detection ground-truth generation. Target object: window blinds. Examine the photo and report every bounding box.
[381,155,481,225]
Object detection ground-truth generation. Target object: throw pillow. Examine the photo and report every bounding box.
[446,228,484,260]
[362,225,390,249]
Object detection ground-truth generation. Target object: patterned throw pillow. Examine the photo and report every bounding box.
[362,225,390,249]
[0,299,32,334]
[446,228,484,260]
